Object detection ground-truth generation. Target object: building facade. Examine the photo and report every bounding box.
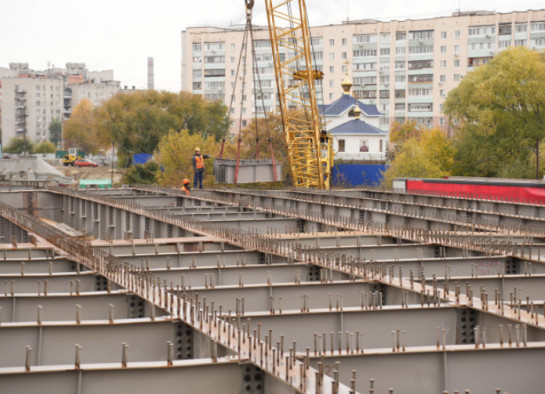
[181,9,545,134]
[0,63,119,148]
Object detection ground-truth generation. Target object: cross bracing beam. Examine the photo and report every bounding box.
[307,344,545,394]
[0,291,166,322]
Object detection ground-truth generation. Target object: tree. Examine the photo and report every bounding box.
[122,161,160,184]
[444,47,545,178]
[63,99,102,154]
[95,91,230,165]
[154,129,219,187]
[48,118,62,147]
[33,141,57,154]
[389,120,423,147]
[4,137,34,154]
[222,112,289,181]
[382,128,457,186]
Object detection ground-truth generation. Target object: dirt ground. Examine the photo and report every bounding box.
[55,164,124,186]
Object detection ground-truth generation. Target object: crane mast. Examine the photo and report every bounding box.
[265,0,333,189]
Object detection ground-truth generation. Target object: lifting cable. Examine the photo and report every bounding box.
[219,0,277,182]
[248,5,278,180]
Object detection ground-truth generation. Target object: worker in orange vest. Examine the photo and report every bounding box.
[192,147,210,189]
[181,179,191,196]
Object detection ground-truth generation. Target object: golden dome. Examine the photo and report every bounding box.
[353,106,362,119]
[341,75,352,94]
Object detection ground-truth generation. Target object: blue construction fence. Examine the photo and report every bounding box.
[132,153,153,165]
[332,163,388,187]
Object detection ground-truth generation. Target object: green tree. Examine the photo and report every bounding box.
[48,118,62,147]
[155,129,218,187]
[63,99,102,154]
[4,137,34,154]
[122,161,160,184]
[33,141,57,154]
[382,128,457,186]
[95,91,230,165]
[444,47,545,178]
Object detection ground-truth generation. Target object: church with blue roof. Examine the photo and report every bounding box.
[320,76,388,161]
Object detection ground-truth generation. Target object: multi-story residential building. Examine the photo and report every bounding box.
[181,9,545,135]
[0,63,119,147]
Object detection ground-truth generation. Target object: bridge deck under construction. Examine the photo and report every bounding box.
[0,186,543,393]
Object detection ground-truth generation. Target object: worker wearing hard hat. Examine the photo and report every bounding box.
[192,147,210,189]
[181,179,191,196]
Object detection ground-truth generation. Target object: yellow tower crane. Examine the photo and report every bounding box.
[264,0,333,189]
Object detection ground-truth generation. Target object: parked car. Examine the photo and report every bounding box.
[74,159,98,168]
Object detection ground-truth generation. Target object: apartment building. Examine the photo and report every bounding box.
[1,63,119,147]
[181,9,545,134]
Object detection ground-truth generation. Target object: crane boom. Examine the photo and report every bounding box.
[265,0,333,189]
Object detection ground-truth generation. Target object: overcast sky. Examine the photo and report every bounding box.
[1,0,543,91]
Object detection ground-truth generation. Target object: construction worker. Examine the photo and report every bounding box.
[181,179,191,196]
[192,147,210,189]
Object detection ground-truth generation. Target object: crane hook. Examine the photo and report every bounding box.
[245,0,254,14]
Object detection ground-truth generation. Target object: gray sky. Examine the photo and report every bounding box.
[1,0,543,91]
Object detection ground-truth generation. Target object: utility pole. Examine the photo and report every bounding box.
[111,143,115,187]
[537,138,540,180]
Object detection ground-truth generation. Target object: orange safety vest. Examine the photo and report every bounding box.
[195,154,204,170]
[181,186,190,196]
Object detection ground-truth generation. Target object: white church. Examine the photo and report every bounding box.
[320,77,388,161]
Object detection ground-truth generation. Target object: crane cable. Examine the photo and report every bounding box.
[248,5,278,180]
[219,23,249,159]
[220,0,278,183]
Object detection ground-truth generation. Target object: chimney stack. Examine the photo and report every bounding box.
[147,57,154,90]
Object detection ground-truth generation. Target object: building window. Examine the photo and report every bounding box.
[395,103,405,110]
[380,48,390,56]
[338,139,345,152]
[395,61,405,69]
[193,43,201,51]
[439,75,446,82]
[531,22,545,32]
[329,79,334,87]
[329,93,334,100]
[396,47,406,54]
[468,25,495,36]
[440,89,445,97]
[359,139,369,152]
[440,60,446,68]
[454,45,460,54]
[454,59,460,67]
[329,66,334,73]
[379,139,383,152]
[342,38,347,46]
[396,32,406,41]
[440,45,447,53]
[441,31,447,39]
[395,75,405,83]
[230,43,235,50]
[454,74,461,82]
[342,52,347,59]
[515,23,527,33]
[230,57,235,63]
[329,39,334,46]
[440,118,445,125]
[354,34,377,43]
[515,39,527,47]
[454,30,461,38]
[329,53,334,60]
